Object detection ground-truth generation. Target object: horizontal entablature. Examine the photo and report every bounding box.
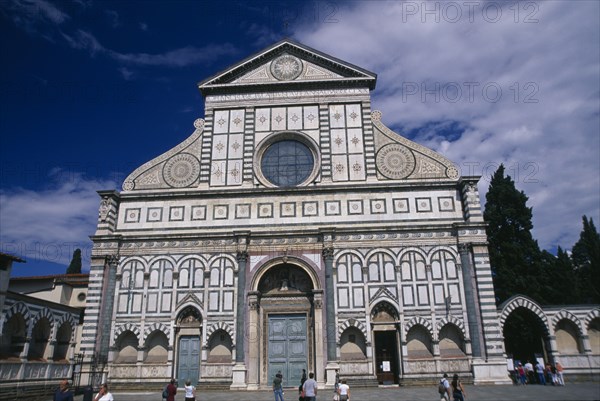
[115,188,464,232]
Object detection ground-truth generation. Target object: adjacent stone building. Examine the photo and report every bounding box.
[0,273,87,400]
[81,40,598,390]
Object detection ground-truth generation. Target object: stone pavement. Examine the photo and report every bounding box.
[52,383,600,401]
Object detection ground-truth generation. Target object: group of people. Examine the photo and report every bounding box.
[54,378,198,401]
[163,378,197,401]
[515,360,565,386]
[273,368,347,401]
[53,381,114,401]
[439,373,466,401]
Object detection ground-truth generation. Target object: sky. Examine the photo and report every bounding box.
[1,0,599,278]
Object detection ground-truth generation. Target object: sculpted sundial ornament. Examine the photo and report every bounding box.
[270,55,303,81]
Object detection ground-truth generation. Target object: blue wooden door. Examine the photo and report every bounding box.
[178,336,200,386]
[268,314,307,386]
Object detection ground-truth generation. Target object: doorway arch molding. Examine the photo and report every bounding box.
[499,295,550,336]
[250,255,322,292]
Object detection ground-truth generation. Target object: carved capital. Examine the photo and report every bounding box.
[322,246,334,260]
[106,254,119,267]
[458,243,471,255]
[236,251,249,263]
[314,298,323,309]
[248,292,260,310]
[249,299,260,310]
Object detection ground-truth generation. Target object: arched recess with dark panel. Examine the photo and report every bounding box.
[371,301,400,385]
[499,296,551,363]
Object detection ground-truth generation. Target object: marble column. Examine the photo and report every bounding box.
[323,246,339,387]
[231,250,249,389]
[458,243,485,358]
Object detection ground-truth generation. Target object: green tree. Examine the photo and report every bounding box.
[571,216,600,303]
[66,248,82,274]
[539,247,577,304]
[484,165,544,304]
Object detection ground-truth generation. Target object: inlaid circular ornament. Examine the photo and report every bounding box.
[376,144,416,179]
[163,153,200,188]
[193,118,205,130]
[122,180,134,191]
[446,165,459,179]
[270,55,303,81]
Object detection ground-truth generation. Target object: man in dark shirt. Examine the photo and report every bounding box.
[54,380,74,401]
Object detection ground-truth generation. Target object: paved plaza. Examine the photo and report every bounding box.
[47,383,600,401]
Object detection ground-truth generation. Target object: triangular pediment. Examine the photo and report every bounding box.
[198,39,376,95]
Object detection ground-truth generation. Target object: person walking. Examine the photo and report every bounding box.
[517,363,527,385]
[184,380,196,401]
[93,383,114,401]
[524,360,535,384]
[451,374,466,401]
[337,378,350,401]
[302,372,318,401]
[273,370,284,401]
[556,361,565,386]
[54,379,74,401]
[333,369,340,394]
[439,373,451,401]
[535,361,546,385]
[166,379,177,401]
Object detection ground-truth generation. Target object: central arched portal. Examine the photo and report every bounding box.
[248,259,321,388]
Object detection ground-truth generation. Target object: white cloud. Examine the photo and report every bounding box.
[0,170,117,267]
[59,28,238,68]
[109,43,239,67]
[1,0,69,35]
[294,0,600,250]
[118,66,134,80]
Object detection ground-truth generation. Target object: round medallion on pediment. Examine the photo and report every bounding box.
[193,118,205,130]
[163,153,200,188]
[371,110,382,121]
[122,180,135,191]
[376,144,416,179]
[446,165,459,179]
[270,55,303,81]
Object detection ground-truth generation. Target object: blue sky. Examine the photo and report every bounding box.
[1,0,599,277]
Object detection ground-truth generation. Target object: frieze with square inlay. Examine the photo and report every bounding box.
[118,191,463,230]
[169,206,185,222]
[147,207,163,222]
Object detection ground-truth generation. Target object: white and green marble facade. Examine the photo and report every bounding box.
[81,40,562,390]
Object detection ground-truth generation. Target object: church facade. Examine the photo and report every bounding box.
[82,40,511,389]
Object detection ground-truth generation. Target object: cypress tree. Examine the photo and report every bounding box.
[484,165,544,304]
[66,248,82,274]
[571,216,600,303]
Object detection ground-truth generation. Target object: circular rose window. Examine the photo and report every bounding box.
[255,132,320,188]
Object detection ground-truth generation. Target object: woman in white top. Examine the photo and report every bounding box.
[93,383,114,401]
[184,380,196,401]
[337,378,350,401]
